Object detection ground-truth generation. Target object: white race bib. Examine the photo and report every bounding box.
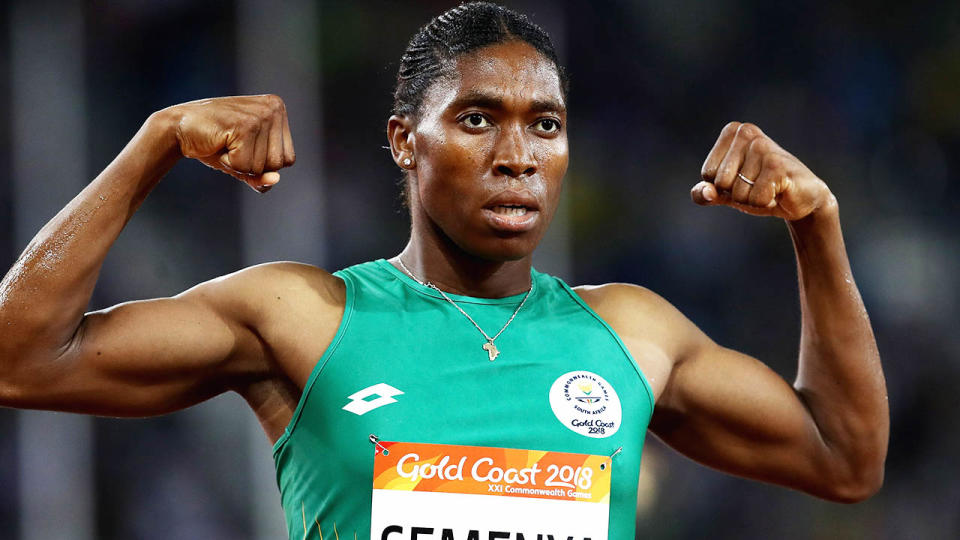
[370,441,612,540]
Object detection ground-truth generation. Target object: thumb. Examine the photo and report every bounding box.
[690,181,720,206]
[243,171,281,193]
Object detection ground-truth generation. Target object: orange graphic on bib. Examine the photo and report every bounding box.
[372,441,611,504]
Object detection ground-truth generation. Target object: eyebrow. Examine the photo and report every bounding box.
[447,90,566,114]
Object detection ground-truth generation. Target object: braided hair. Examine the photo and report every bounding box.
[393,2,569,119]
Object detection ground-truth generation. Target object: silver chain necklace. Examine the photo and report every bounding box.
[396,257,534,361]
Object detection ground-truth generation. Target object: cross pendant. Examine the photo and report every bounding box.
[482,340,500,361]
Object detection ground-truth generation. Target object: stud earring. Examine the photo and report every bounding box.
[402,156,413,167]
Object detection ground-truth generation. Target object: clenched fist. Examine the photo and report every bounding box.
[692,122,833,221]
[165,95,296,192]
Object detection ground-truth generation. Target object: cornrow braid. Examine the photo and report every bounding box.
[393,2,569,118]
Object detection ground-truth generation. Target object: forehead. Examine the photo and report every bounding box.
[421,41,565,116]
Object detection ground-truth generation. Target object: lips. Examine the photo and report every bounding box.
[482,190,541,233]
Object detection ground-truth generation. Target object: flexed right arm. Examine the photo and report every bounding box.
[0,95,300,416]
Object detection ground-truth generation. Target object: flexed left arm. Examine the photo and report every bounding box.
[651,122,888,502]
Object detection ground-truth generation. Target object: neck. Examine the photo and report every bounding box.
[393,235,533,298]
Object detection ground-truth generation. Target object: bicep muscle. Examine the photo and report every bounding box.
[650,343,833,494]
[12,283,267,417]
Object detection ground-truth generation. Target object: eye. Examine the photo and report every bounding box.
[534,118,561,134]
[461,113,491,129]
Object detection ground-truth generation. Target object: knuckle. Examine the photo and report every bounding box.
[736,122,762,139]
[748,136,772,155]
[265,94,284,112]
[721,121,741,135]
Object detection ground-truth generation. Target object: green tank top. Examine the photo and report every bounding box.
[272,259,655,539]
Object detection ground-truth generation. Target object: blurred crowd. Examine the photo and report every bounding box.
[0,1,957,538]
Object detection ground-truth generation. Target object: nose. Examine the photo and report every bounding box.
[493,124,537,178]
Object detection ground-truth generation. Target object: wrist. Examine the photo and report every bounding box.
[143,107,185,163]
[106,108,183,193]
[789,187,839,225]
[787,192,843,256]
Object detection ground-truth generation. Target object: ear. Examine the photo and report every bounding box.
[387,115,416,169]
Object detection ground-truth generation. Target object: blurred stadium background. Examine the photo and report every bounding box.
[0,0,957,538]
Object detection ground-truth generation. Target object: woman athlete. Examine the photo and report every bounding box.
[0,3,887,539]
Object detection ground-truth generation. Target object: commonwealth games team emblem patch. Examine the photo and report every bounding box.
[549,371,622,438]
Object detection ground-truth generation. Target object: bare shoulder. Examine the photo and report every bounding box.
[573,282,665,320]
[572,283,712,399]
[572,283,695,345]
[180,261,346,386]
[191,260,343,294]
[180,261,345,321]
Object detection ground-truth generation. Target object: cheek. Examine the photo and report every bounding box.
[416,155,467,220]
[535,138,568,199]
[417,136,490,200]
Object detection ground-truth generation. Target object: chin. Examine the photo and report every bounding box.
[463,233,541,262]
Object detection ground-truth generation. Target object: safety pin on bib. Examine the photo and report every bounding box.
[369,434,390,456]
[600,445,622,471]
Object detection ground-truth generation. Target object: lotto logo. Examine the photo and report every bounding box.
[342,383,404,416]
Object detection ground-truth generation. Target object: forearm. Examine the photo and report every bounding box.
[789,196,888,487]
[0,111,180,358]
